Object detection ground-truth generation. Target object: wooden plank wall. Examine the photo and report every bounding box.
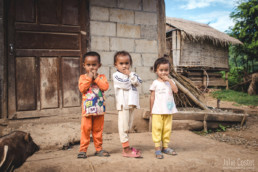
[186,70,227,87]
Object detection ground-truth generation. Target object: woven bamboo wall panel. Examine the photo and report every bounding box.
[180,39,228,69]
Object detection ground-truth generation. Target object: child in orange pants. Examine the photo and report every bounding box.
[77,51,110,158]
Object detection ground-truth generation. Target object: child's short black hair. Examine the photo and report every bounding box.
[83,51,101,63]
[113,51,132,66]
[153,57,170,72]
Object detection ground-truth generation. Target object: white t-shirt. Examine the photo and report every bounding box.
[149,80,178,114]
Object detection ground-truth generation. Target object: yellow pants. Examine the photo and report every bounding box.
[152,114,173,148]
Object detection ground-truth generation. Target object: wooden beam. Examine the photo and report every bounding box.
[173,112,204,120]
[174,111,245,122]
[191,80,227,87]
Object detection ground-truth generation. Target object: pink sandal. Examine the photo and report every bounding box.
[132,147,141,153]
[123,148,141,158]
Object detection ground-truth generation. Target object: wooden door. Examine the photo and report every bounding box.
[7,0,88,118]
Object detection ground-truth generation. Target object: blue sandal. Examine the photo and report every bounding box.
[162,148,177,156]
[155,150,164,159]
[95,150,110,157]
[77,152,87,159]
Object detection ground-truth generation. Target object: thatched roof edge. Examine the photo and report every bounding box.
[166,17,242,47]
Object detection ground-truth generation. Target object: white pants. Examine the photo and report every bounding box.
[118,108,134,143]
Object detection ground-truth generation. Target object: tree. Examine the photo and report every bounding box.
[228,0,258,73]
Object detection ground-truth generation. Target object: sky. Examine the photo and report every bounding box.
[165,0,238,32]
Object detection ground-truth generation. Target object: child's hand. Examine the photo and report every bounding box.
[123,69,131,76]
[92,70,98,79]
[87,71,94,79]
[161,75,170,81]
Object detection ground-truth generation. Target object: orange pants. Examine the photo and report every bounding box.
[79,115,104,152]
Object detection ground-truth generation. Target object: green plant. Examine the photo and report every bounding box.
[228,0,258,74]
[220,65,245,89]
[212,89,258,106]
[224,0,258,92]
[218,124,226,132]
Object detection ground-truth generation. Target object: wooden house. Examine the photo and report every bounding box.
[0,0,166,119]
[166,17,242,88]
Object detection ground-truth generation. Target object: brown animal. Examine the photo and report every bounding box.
[0,131,40,171]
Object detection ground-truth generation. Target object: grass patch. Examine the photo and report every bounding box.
[193,124,228,136]
[212,89,258,106]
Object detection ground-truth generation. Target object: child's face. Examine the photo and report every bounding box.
[156,63,170,78]
[83,56,101,73]
[114,55,131,73]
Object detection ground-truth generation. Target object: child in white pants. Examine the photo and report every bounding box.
[113,51,142,158]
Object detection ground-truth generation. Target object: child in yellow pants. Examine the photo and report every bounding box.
[150,57,178,159]
[152,115,173,148]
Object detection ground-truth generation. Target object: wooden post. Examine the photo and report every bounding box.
[240,113,247,127]
[149,116,152,132]
[172,31,177,72]
[157,0,166,58]
[217,99,220,109]
[225,72,228,90]
[202,70,207,88]
[203,114,208,132]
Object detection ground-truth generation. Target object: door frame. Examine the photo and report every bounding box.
[3,0,90,119]
[1,0,8,119]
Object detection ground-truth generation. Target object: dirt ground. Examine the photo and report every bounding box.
[2,92,258,172]
[17,131,258,172]
[203,92,258,152]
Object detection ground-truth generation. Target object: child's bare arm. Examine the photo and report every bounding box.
[168,79,178,93]
[78,75,92,94]
[150,91,155,114]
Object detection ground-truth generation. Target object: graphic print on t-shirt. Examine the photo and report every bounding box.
[83,84,105,115]
[167,101,174,110]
